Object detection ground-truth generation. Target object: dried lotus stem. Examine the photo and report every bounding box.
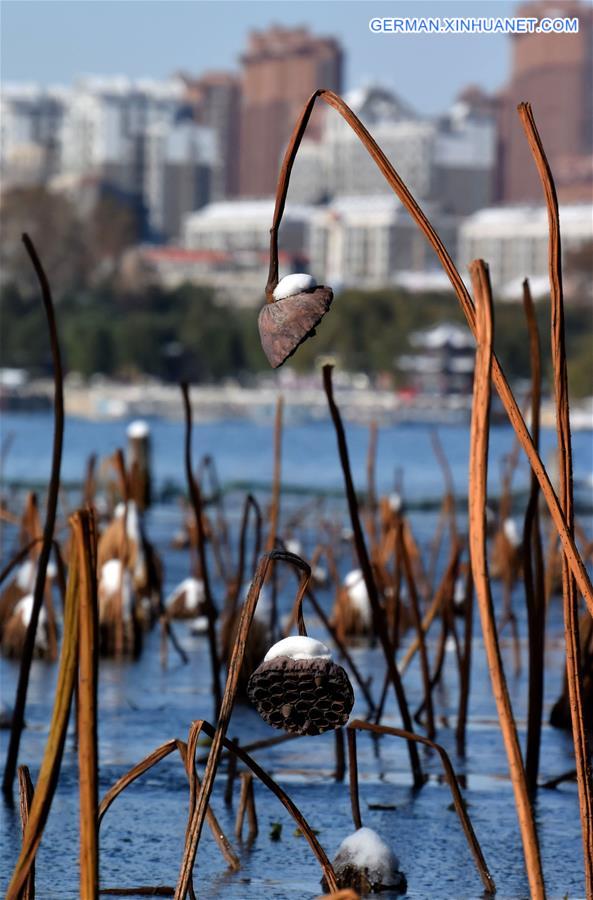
[322,364,423,788]
[228,494,262,614]
[174,551,336,898]
[518,100,593,895]
[265,88,593,610]
[366,420,379,558]
[181,381,222,715]
[521,278,546,794]
[235,772,258,841]
[17,765,35,900]
[6,513,83,900]
[398,519,435,740]
[176,716,338,897]
[456,564,474,757]
[76,510,99,899]
[347,727,362,830]
[347,720,495,895]
[265,395,284,555]
[98,737,239,873]
[468,260,544,899]
[3,234,65,800]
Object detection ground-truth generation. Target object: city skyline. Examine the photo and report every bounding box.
[2,0,516,116]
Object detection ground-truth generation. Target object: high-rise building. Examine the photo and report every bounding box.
[497,0,593,203]
[180,71,241,200]
[58,77,214,238]
[324,85,436,201]
[0,84,69,187]
[238,26,342,197]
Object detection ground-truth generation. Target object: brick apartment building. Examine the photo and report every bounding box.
[497,0,593,203]
[238,26,342,197]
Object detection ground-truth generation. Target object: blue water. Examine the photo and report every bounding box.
[1,412,592,898]
[2,412,592,500]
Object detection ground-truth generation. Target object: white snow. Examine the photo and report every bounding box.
[503,517,521,547]
[264,635,332,662]
[284,538,303,557]
[454,576,466,605]
[114,501,141,541]
[16,558,57,591]
[14,594,47,630]
[343,569,371,624]
[127,419,150,439]
[333,827,400,883]
[99,559,133,620]
[16,559,36,591]
[312,564,328,584]
[388,491,403,513]
[189,615,209,635]
[273,273,316,301]
[238,581,271,623]
[166,577,205,611]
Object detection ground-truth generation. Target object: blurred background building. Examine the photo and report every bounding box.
[1,2,591,303]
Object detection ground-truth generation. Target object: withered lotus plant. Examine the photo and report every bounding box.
[247,555,354,736]
[247,635,354,735]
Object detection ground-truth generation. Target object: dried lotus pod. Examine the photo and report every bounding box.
[247,636,354,735]
[258,274,333,368]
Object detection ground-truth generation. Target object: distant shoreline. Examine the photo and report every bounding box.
[2,376,592,430]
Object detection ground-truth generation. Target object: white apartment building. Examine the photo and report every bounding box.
[183,199,313,258]
[324,86,436,200]
[0,83,69,185]
[458,204,593,299]
[309,195,459,290]
[433,99,496,215]
[58,77,214,238]
[1,77,216,240]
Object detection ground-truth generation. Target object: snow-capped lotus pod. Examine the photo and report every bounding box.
[503,517,521,548]
[388,491,403,514]
[126,419,150,439]
[258,274,333,368]
[247,635,354,736]
[321,827,407,895]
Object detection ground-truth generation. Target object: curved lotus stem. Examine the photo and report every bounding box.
[264,88,593,614]
[184,719,336,890]
[3,234,65,799]
[347,719,495,895]
[173,551,326,899]
[518,101,593,896]
[468,261,544,899]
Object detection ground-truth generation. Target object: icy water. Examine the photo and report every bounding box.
[1,413,592,898]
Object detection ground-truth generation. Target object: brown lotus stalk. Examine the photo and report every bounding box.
[522,278,546,794]
[347,720,495,895]
[17,765,35,900]
[322,364,424,787]
[6,513,84,900]
[187,718,338,892]
[98,737,239,873]
[456,564,474,757]
[258,88,593,614]
[174,551,339,898]
[181,382,222,714]
[518,100,593,896]
[235,771,258,841]
[468,260,544,899]
[3,235,65,799]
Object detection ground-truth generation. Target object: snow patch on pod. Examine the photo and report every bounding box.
[273,273,317,301]
[166,577,205,612]
[333,827,401,886]
[264,635,331,662]
[503,517,521,547]
[127,419,150,439]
